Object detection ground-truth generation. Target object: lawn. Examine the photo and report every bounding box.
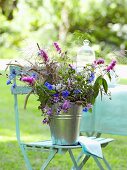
[0,76,127,170]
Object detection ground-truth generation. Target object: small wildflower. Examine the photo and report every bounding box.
[32,73,37,79]
[62,100,71,112]
[12,83,16,89]
[21,76,35,85]
[53,97,59,103]
[86,103,92,109]
[44,82,53,90]
[57,106,62,114]
[74,89,81,94]
[38,49,49,62]
[53,42,61,54]
[6,79,11,85]
[88,72,95,83]
[62,90,70,98]
[46,108,52,116]
[94,58,104,65]
[83,107,88,112]
[42,118,49,124]
[106,60,116,72]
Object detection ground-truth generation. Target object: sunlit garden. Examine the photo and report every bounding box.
[1,0,127,170]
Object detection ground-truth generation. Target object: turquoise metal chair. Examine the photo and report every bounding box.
[10,65,114,170]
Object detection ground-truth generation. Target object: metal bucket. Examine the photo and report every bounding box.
[49,103,82,145]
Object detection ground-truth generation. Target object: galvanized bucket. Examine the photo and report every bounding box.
[49,103,82,145]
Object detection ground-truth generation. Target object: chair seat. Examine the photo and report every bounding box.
[21,137,114,150]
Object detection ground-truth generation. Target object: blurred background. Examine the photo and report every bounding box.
[0,0,127,62]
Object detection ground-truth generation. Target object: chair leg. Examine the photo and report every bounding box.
[40,148,57,170]
[20,144,32,170]
[71,151,90,170]
[92,156,105,170]
[78,155,90,170]
[68,149,80,170]
[103,155,112,170]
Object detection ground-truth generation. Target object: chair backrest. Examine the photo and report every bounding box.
[10,65,33,143]
[80,85,127,136]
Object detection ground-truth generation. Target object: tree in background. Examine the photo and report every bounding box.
[0,0,127,61]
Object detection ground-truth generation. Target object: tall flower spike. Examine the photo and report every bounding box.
[37,43,49,62]
[53,42,61,54]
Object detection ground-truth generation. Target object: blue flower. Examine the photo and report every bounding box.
[83,107,88,112]
[74,89,81,94]
[12,83,16,89]
[88,72,95,83]
[44,82,53,90]
[53,93,59,97]
[9,69,16,80]
[12,69,16,75]
[6,79,11,85]
[62,90,70,98]
[32,73,37,79]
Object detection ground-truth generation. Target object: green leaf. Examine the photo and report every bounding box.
[102,78,108,94]
[94,75,102,86]
[107,72,111,81]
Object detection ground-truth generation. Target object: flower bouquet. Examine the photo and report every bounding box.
[7,41,116,145]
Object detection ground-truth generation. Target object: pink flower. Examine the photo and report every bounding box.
[106,60,116,72]
[21,76,35,85]
[94,58,105,65]
[53,42,61,54]
[38,49,49,62]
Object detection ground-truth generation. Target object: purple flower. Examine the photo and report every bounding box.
[74,89,81,94]
[46,108,52,115]
[21,76,35,85]
[62,90,70,98]
[83,103,92,112]
[38,49,49,62]
[106,60,116,72]
[42,118,49,124]
[53,97,59,103]
[86,103,92,109]
[44,82,53,90]
[57,106,62,114]
[62,100,71,112]
[53,42,61,54]
[32,73,37,79]
[94,58,105,65]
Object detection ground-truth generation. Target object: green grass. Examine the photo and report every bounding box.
[0,76,127,170]
[118,78,127,85]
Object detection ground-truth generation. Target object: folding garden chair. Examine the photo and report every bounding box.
[10,65,114,170]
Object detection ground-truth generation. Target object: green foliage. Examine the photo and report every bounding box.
[0,0,127,63]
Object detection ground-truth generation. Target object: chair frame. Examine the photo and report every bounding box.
[10,65,114,170]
